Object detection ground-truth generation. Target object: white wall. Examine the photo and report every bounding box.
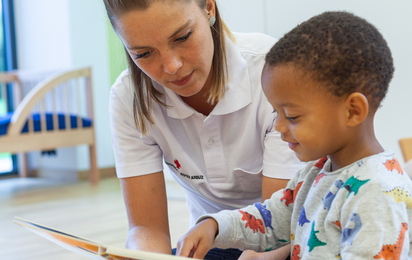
[14,0,72,70]
[218,0,268,34]
[14,0,114,174]
[67,0,113,171]
[219,0,412,164]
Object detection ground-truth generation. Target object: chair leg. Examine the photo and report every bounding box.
[89,144,99,184]
[17,152,29,178]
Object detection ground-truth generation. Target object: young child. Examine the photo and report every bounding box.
[175,11,412,260]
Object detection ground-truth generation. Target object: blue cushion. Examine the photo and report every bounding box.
[0,112,92,136]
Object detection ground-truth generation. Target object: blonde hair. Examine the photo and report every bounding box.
[104,0,234,135]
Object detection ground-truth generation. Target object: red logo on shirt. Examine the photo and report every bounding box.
[165,159,204,180]
[174,159,181,169]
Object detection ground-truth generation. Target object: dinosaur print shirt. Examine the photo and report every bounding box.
[198,150,412,259]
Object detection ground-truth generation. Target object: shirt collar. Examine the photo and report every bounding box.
[162,35,252,119]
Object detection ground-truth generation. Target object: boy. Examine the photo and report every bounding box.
[175,11,412,259]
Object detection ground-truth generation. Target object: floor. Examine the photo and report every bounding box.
[0,176,190,260]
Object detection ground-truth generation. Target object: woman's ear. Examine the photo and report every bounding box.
[205,0,216,17]
[345,92,369,127]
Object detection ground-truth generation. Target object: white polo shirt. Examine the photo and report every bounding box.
[109,32,305,225]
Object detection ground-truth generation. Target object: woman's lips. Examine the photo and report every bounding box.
[171,71,194,86]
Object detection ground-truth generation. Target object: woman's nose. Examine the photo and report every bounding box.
[161,51,182,74]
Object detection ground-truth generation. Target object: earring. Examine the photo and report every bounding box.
[209,16,216,27]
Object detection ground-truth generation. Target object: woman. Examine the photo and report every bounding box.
[105,0,303,259]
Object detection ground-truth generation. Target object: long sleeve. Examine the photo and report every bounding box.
[198,172,303,252]
[197,151,412,259]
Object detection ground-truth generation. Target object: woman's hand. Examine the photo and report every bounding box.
[175,218,218,259]
[120,172,172,254]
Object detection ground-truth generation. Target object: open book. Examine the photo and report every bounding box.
[13,217,198,260]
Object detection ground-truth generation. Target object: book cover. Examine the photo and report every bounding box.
[13,217,198,260]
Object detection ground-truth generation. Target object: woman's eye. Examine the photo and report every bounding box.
[175,31,193,42]
[134,51,151,59]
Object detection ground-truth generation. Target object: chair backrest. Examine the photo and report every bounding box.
[8,67,93,136]
[0,72,24,112]
[399,137,412,163]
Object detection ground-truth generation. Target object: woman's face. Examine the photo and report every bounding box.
[115,0,215,98]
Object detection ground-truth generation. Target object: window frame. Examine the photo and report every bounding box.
[1,0,18,175]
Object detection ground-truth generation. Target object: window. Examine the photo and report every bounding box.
[0,0,17,175]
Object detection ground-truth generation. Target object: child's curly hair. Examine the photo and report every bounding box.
[266,11,394,110]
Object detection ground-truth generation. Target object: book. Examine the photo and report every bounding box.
[13,217,198,260]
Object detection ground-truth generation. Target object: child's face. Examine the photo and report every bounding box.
[262,65,350,162]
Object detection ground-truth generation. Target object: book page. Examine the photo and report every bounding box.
[13,217,199,260]
[14,217,106,260]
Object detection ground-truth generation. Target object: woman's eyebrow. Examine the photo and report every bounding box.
[168,20,192,40]
[127,45,149,51]
[126,20,193,50]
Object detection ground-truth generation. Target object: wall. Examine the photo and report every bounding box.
[14,0,114,176]
[67,0,114,171]
[14,0,72,70]
[219,0,412,164]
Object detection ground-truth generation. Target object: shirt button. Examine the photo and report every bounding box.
[208,138,215,146]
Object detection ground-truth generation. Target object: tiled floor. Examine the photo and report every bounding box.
[0,176,190,260]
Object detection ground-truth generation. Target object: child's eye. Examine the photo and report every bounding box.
[134,51,151,60]
[175,31,193,42]
[286,116,298,121]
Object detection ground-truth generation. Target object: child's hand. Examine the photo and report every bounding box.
[240,245,291,260]
[238,250,261,260]
[175,218,218,259]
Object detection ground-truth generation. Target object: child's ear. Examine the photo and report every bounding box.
[345,92,369,127]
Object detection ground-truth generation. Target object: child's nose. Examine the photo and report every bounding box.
[274,116,288,134]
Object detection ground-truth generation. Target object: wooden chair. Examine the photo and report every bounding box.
[0,68,99,184]
[399,137,412,163]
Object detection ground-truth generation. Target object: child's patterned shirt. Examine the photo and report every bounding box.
[199,150,412,259]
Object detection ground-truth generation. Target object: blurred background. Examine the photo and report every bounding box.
[0,0,410,178]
